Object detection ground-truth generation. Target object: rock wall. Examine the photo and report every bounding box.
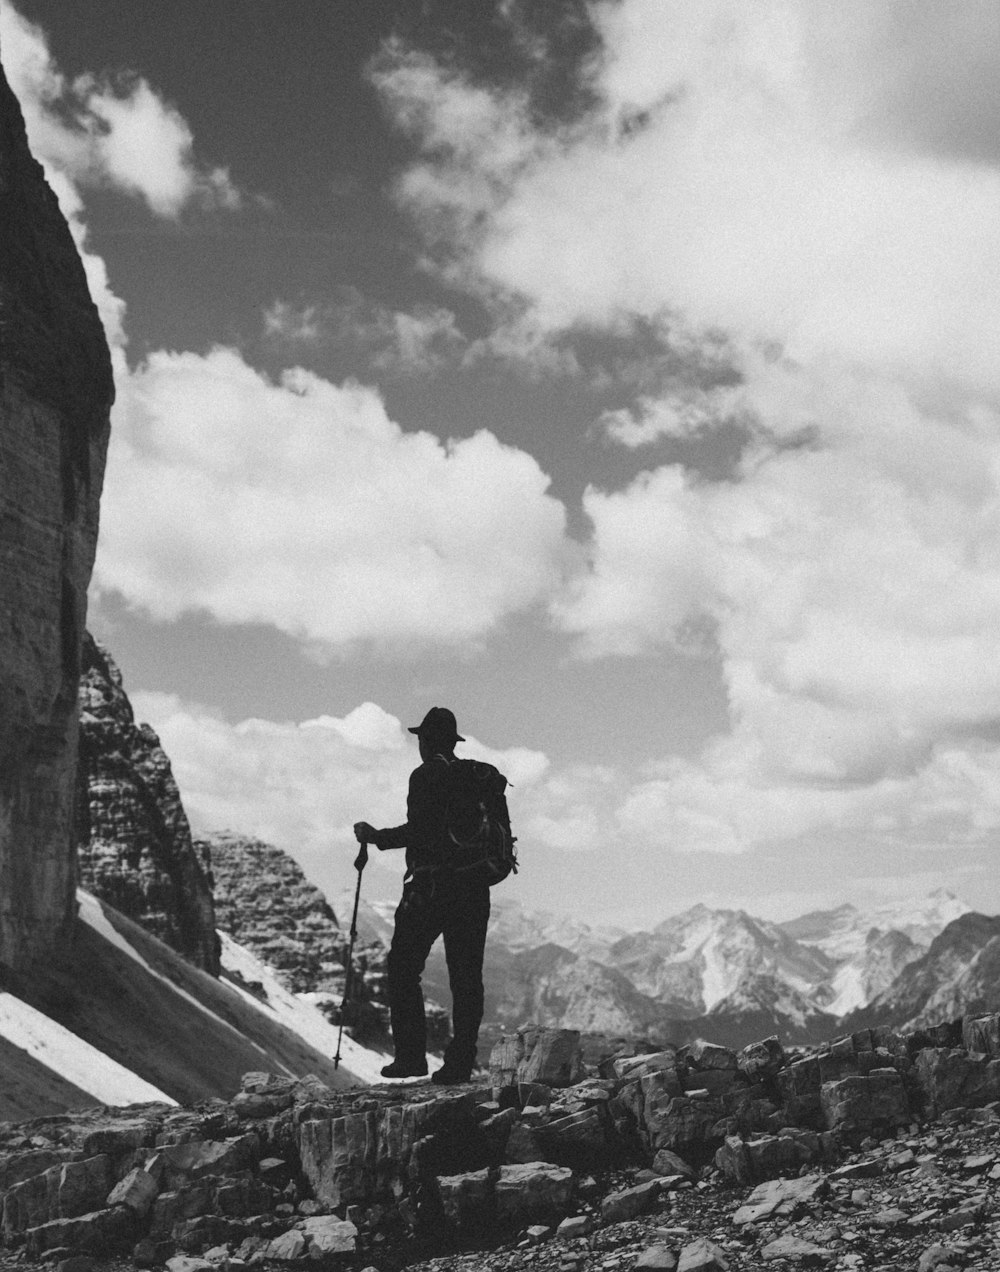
[207,833,344,992]
[0,64,113,969]
[76,635,220,974]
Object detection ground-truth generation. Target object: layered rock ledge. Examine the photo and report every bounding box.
[1,1016,999,1269]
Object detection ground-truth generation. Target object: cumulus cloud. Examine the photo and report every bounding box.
[372,0,1000,866]
[376,1,1000,389]
[128,693,582,900]
[96,347,568,650]
[132,690,1000,923]
[0,1,241,217]
[262,291,466,374]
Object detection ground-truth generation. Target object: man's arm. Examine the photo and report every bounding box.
[354,764,437,851]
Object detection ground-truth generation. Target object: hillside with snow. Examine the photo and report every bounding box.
[0,890,387,1121]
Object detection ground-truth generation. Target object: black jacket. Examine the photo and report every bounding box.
[379,754,453,876]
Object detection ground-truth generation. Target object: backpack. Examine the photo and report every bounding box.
[441,758,517,885]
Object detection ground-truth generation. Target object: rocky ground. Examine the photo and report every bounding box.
[2,1018,1000,1272]
[400,1111,1000,1272]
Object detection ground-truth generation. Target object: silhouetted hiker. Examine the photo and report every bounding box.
[354,706,514,1084]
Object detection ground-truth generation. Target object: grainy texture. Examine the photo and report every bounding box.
[0,62,112,969]
[207,832,343,992]
[76,635,220,973]
[2,1014,1000,1270]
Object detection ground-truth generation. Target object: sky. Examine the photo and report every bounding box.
[3,0,1000,929]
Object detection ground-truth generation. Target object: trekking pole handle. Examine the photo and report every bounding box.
[353,839,369,873]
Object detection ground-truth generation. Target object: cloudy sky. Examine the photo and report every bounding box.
[4,0,1000,928]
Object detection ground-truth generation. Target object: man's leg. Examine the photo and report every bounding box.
[385,882,442,1072]
[438,882,491,1076]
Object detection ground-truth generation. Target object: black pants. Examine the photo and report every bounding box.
[387,874,490,1069]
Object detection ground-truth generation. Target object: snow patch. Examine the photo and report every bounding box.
[827,962,868,1017]
[77,889,155,973]
[219,932,390,1085]
[0,992,177,1107]
[77,889,278,1060]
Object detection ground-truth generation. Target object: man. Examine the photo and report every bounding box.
[353,707,491,1084]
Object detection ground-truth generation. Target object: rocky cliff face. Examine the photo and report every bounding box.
[76,635,219,973]
[205,832,345,993]
[208,832,451,1053]
[0,64,113,969]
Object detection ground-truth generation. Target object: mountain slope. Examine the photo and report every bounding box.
[0,890,376,1119]
[488,942,670,1037]
[607,904,835,1016]
[841,912,1000,1033]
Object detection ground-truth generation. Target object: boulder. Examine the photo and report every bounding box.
[643,1095,723,1162]
[912,1048,1000,1118]
[436,1168,494,1231]
[760,1233,834,1263]
[265,1229,307,1260]
[737,1037,785,1081]
[636,1244,678,1270]
[489,1034,525,1098]
[3,1156,115,1237]
[160,1136,260,1189]
[517,1028,584,1088]
[774,1057,822,1127]
[24,1206,135,1258]
[297,1111,377,1208]
[494,1162,574,1228]
[613,1051,679,1082]
[731,1174,828,1225]
[962,1014,1000,1056]
[297,1093,478,1210]
[820,1070,910,1139]
[504,1122,547,1164]
[301,1214,358,1255]
[686,1042,738,1071]
[106,1168,158,1217]
[651,1148,695,1179]
[540,1107,610,1156]
[600,1178,661,1223]
[677,1237,730,1271]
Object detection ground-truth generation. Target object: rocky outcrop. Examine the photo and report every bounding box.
[2,1013,1000,1270]
[206,833,344,993]
[0,63,113,969]
[843,914,1000,1036]
[76,635,219,974]
[208,832,451,1054]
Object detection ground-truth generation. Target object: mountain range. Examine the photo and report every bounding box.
[338,883,993,1049]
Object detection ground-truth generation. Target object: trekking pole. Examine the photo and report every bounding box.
[333,838,368,1070]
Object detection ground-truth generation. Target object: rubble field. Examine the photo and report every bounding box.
[2,1016,999,1272]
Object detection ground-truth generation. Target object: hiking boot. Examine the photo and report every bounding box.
[380,1059,427,1079]
[431,1061,473,1085]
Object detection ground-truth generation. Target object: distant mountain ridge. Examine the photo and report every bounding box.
[466,888,988,1048]
[322,879,991,1048]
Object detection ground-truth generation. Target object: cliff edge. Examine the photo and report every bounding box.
[0,60,113,968]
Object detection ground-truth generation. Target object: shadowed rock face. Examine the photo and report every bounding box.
[0,63,113,968]
[76,635,220,974]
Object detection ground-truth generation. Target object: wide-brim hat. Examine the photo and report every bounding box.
[408,706,465,743]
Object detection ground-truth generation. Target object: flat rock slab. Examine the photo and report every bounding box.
[677,1237,730,1272]
[636,1243,678,1270]
[760,1233,834,1263]
[732,1173,827,1224]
